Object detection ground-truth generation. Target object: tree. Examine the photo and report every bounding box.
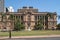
[46,13,53,29]
[1,13,6,21]
[9,14,15,20]
[34,23,43,30]
[34,16,44,30]
[9,14,25,31]
[56,23,60,30]
[14,18,25,31]
[58,15,60,20]
[47,12,53,18]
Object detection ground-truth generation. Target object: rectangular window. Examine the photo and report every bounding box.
[35,16,37,21]
[21,16,23,20]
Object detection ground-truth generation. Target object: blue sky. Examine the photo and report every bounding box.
[5,0,60,23]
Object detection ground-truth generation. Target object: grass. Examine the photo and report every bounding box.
[0,30,60,37]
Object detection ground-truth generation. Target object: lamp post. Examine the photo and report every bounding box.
[7,25,11,38]
[8,22,12,39]
[7,16,11,38]
[9,29,11,38]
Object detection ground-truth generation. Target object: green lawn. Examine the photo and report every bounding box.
[0,30,60,37]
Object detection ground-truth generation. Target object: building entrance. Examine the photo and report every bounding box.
[27,12,31,30]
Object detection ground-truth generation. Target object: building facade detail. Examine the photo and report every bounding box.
[0,7,57,30]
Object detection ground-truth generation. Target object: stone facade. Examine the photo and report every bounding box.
[0,7,57,31]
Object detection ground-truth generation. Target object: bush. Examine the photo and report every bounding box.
[14,22,25,31]
[34,23,43,30]
[14,18,25,31]
[56,23,60,30]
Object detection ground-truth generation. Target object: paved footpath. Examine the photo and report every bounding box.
[0,35,60,40]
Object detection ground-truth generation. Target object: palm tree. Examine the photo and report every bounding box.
[47,13,53,18]
[34,16,44,30]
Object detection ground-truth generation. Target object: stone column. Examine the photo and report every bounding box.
[25,22,27,30]
[37,16,38,21]
[44,16,45,30]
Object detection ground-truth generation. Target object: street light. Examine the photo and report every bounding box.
[6,15,12,38]
[7,26,11,38]
[9,29,11,38]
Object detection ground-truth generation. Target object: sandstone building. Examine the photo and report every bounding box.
[0,7,57,30]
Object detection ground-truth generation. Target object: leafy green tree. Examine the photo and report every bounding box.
[35,23,43,30]
[56,23,60,30]
[14,18,25,31]
[1,13,6,21]
[9,14,15,20]
[47,13,53,18]
[9,14,25,31]
[58,15,60,20]
[45,13,54,29]
[34,17,44,30]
